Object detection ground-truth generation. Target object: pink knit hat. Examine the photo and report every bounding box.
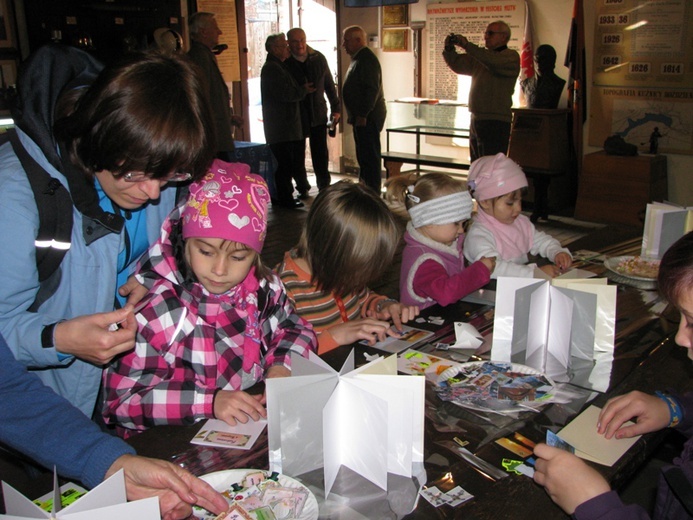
[467,153,528,201]
[182,159,271,252]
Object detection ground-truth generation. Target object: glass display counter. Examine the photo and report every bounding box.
[383,100,471,177]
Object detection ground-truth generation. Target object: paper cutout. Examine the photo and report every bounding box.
[360,325,434,354]
[641,202,693,259]
[492,277,617,390]
[558,405,641,467]
[397,349,461,380]
[1,469,160,519]
[450,322,483,349]
[266,351,425,496]
[191,417,267,450]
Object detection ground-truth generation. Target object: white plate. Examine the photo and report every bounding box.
[193,469,319,520]
[604,255,659,282]
[436,361,555,414]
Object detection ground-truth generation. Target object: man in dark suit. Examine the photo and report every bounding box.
[341,25,386,193]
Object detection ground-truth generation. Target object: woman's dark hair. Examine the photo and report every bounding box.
[658,231,693,307]
[55,50,215,181]
[296,181,398,297]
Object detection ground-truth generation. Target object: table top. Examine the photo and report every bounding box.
[127,237,691,520]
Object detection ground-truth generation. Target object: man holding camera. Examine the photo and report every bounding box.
[443,21,520,161]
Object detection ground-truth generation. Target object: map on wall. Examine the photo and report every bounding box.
[589,0,693,155]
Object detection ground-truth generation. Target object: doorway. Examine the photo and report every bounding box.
[243,0,340,173]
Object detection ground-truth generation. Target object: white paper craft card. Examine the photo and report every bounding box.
[641,202,693,259]
[191,417,267,450]
[360,324,434,354]
[266,351,425,496]
[1,469,159,519]
[558,405,640,466]
[492,277,617,391]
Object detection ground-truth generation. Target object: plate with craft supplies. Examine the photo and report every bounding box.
[603,255,660,289]
[435,361,555,415]
[192,469,318,520]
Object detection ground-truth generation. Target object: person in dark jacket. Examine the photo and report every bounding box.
[341,25,386,194]
[261,33,315,208]
[534,231,693,520]
[188,12,243,158]
[285,27,341,192]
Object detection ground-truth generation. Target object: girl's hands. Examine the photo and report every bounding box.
[213,389,266,427]
[597,390,670,439]
[533,444,610,514]
[370,301,420,332]
[480,256,496,273]
[329,318,392,346]
[539,264,561,278]
[554,252,573,271]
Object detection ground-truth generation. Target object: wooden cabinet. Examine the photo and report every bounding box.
[574,152,668,227]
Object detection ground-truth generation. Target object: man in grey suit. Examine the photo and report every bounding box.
[341,25,386,193]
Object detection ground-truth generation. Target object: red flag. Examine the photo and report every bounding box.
[520,1,534,84]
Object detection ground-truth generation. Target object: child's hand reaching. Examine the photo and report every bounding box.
[554,252,573,272]
[213,389,266,427]
[330,318,392,346]
[371,301,420,332]
[480,256,496,273]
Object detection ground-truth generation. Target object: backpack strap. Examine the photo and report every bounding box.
[7,129,74,284]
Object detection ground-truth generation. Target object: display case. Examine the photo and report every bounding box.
[383,100,471,177]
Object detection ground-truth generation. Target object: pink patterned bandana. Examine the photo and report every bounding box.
[182,159,271,253]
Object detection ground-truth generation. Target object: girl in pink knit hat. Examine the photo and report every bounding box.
[103,159,317,438]
[464,153,572,278]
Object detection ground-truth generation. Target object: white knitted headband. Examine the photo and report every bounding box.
[408,191,474,228]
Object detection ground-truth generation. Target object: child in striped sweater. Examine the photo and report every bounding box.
[276,181,419,354]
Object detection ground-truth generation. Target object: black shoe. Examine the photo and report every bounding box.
[273,198,304,209]
[298,191,310,200]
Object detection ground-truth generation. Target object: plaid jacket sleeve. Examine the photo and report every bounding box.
[102,294,215,435]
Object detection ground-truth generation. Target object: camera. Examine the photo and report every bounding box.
[448,33,461,45]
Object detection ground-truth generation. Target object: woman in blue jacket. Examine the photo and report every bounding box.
[0,45,215,418]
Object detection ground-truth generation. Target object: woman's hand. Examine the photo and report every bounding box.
[213,389,266,426]
[597,390,670,439]
[53,308,137,365]
[106,454,228,520]
[533,443,610,514]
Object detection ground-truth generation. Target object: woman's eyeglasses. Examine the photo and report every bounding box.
[122,172,192,183]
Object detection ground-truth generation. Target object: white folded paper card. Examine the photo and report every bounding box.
[641,202,693,259]
[266,351,425,496]
[492,277,617,391]
[558,405,640,467]
[1,469,159,519]
[450,322,483,350]
[191,417,267,450]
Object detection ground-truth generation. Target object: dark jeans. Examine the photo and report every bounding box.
[308,124,331,190]
[469,117,512,162]
[353,119,382,193]
[269,140,308,202]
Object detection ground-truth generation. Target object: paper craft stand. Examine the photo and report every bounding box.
[492,277,617,391]
[1,469,159,520]
[266,351,425,498]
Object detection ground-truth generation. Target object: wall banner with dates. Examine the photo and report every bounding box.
[589,0,693,155]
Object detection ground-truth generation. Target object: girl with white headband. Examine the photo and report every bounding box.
[387,173,496,309]
[464,153,572,278]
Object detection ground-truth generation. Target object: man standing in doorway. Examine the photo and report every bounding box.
[443,21,520,161]
[286,27,341,193]
[341,25,386,193]
[261,33,315,208]
[188,12,243,159]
